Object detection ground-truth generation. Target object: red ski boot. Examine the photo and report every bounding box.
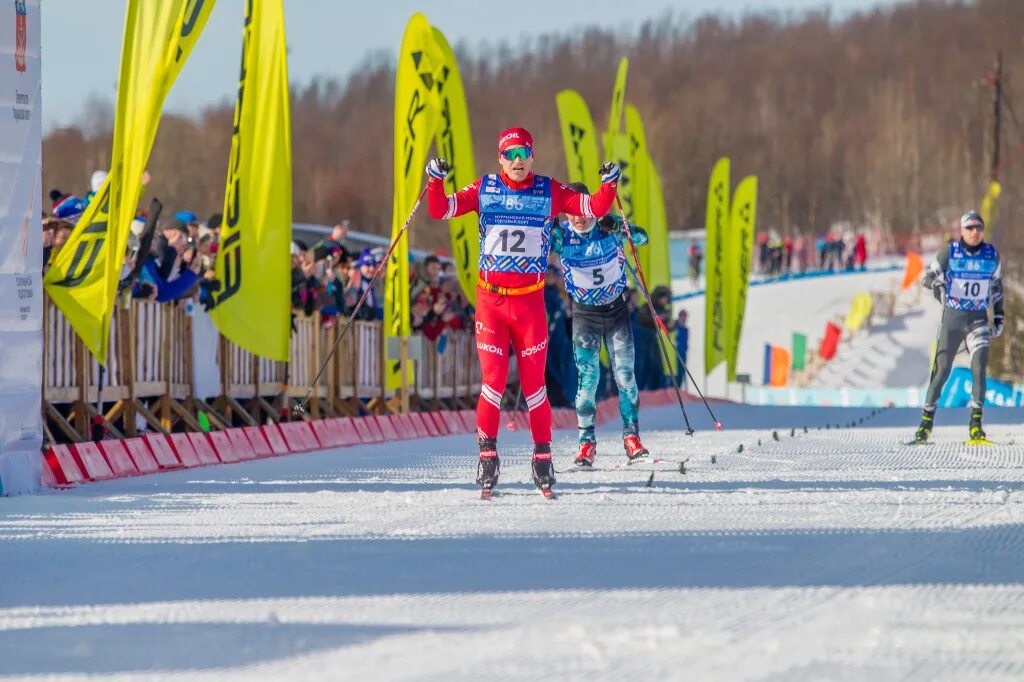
[574,441,596,467]
[623,434,649,463]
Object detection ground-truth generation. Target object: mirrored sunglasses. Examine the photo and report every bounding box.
[501,146,533,161]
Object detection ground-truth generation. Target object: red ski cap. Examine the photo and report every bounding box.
[498,127,533,152]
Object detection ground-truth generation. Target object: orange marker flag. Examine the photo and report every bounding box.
[901,252,924,291]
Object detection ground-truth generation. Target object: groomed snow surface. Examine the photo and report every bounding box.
[3,403,1024,680]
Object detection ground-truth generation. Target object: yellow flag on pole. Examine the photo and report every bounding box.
[210,0,292,361]
[980,180,1001,241]
[386,14,441,390]
[624,105,650,278]
[603,57,628,162]
[44,0,216,361]
[704,157,730,376]
[555,89,601,191]
[430,27,478,306]
[726,175,757,381]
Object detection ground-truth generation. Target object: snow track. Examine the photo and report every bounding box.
[2,404,1023,680]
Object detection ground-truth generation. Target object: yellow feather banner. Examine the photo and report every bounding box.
[726,175,757,381]
[44,0,216,361]
[555,89,601,191]
[210,0,292,361]
[624,105,650,278]
[704,157,730,376]
[430,27,478,305]
[386,13,441,390]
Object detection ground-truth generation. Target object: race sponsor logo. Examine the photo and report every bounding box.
[475,320,495,335]
[15,0,27,73]
[519,339,548,357]
[477,341,504,356]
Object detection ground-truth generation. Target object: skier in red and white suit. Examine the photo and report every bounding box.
[426,127,620,495]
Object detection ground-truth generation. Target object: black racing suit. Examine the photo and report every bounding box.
[921,239,1003,410]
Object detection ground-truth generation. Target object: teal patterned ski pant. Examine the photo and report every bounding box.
[572,297,639,443]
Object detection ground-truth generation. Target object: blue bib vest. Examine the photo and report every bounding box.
[558,222,627,305]
[945,241,998,311]
[477,174,552,275]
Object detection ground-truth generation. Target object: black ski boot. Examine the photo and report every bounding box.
[915,408,935,443]
[969,409,986,442]
[531,443,556,498]
[477,437,500,499]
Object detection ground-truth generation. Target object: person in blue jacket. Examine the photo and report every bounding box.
[551,183,650,466]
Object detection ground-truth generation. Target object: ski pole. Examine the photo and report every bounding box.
[624,259,722,429]
[506,382,523,430]
[292,185,428,418]
[614,196,696,435]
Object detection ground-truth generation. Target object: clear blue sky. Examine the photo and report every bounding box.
[42,0,896,132]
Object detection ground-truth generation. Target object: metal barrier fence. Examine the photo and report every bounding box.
[43,297,489,443]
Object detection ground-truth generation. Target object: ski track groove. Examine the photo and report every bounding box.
[1,404,1023,680]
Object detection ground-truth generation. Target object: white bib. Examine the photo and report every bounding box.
[569,258,623,289]
[483,225,545,258]
[950,277,989,303]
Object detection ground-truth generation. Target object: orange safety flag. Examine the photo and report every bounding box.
[901,252,924,290]
[770,346,791,387]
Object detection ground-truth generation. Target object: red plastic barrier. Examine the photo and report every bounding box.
[242,426,274,457]
[398,415,417,438]
[459,409,477,433]
[40,454,59,487]
[332,418,362,446]
[98,440,139,477]
[187,432,221,465]
[206,431,240,463]
[514,411,529,430]
[71,442,115,481]
[123,438,160,475]
[310,419,336,448]
[375,415,400,442]
[428,412,450,436]
[407,412,432,438]
[440,410,464,434]
[45,444,85,484]
[350,417,373,443]
[167,433,203,467]
[363,416,385,443]
[226,428,257,460]
[280,421,319,452]
[260,424,290,455]
[144,433,184,469]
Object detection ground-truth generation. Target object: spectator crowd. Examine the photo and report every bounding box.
[41,173,681,409]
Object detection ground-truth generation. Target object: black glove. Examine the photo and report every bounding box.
[597,215,619,232]
[931,281,944,303]
[993,313,1005,338]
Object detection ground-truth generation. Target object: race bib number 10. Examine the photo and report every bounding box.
[950,278,989,302]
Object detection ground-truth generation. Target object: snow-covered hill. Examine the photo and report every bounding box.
[671,265,940,396]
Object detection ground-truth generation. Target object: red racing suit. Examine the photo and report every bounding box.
[428,171,617,445]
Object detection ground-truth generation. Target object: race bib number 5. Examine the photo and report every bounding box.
[484,226,544,258]
[950,278,989,301]
[570,258,622,289]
